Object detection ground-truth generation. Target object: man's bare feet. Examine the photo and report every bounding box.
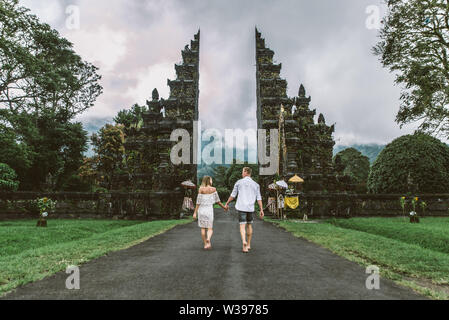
[242,242,249,253]
[205,239,212,250]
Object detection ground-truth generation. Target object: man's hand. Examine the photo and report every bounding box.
[257,200,264,219]
[193,212,197,220]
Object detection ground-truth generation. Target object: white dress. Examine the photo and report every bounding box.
[196,192,220,229]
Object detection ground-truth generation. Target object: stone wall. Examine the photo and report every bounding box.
[0,191,184,220]
[2,192,448,221]
[274,193,449,218]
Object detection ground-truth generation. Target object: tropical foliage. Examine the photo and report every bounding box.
[373,0,449,137]
[334,144,385,164]
[206,163,259,200]
[333,148,370,184]
[367,133,449,193]
[89,124,126,190]
[114,103,147,136]
[0,163,19,191]
[0,0,102,191]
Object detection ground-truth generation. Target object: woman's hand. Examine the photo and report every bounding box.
[219,203,228,212]
[193,204,200,220]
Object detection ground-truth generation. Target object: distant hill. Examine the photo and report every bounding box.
[200,143,387,177]
[198,135,254,179]
[334,144,386,164]
[197,162,230,179]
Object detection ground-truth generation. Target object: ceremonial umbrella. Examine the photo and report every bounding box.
[275,180,288,189]
[268,183,277,191]
[288,175,304,191]
[288,175,304,183]
[181,180,196,189]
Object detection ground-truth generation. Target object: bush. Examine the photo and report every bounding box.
[367,133,449,194]
[224,164,259,190]
[216,186,230,202]
[333,148,370,184]
[0,163,19,191]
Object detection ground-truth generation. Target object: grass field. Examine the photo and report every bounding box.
[269,217,449,300]
[0,219,191,296]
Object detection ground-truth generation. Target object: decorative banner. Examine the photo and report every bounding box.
[267,197,276,214]
[278,194,285,209]
[182,197,194,211]
[181,180,196,189]
[285,196,299,210]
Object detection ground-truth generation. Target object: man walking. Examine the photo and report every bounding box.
[225,167,264,253]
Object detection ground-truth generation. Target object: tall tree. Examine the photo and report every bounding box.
[0,163,19,191]
[8,109,89,190]
[225,163,259,191]
[114,103,147,134]
[373,0,449,137]
[91,124,126,190]
[367,133,449,193]
[79,156,100,191]
[212,166,228,186]
[333,148,371,184]
[0,0,102,118]
[0,0,102,190]
[0,110,33,178]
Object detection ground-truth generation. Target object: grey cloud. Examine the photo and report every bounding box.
[22,0,425,146]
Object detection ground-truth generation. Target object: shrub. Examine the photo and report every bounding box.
[216,187,230,202]
[0,163,19,191]
[333,148,370,184]
[367,133,449,194]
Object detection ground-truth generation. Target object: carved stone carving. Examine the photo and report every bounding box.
[256,28,338,193]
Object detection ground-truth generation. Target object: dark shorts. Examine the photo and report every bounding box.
[237,210,254,225]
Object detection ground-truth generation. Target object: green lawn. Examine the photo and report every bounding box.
[269,217,449,300]
[0,219,191,296]
[331,217,449,254]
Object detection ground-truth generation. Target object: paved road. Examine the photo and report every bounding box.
[3,208,423,300]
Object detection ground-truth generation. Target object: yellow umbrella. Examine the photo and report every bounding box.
[289,175,304,183]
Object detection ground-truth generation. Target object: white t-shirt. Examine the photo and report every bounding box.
[231,177,262,212]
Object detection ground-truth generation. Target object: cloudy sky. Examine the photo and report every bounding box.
[20,0,422,147]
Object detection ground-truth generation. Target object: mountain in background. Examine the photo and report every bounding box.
[83,120,388,170]
[197,145,243,179]
[334,144,386,164]
[199,143,388,179]
[82,118,113,158]
[197,162,230,180]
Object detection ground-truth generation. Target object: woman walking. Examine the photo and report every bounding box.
[193,176,228,250]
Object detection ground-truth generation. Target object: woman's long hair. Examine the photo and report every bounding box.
[200,176,213,188]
